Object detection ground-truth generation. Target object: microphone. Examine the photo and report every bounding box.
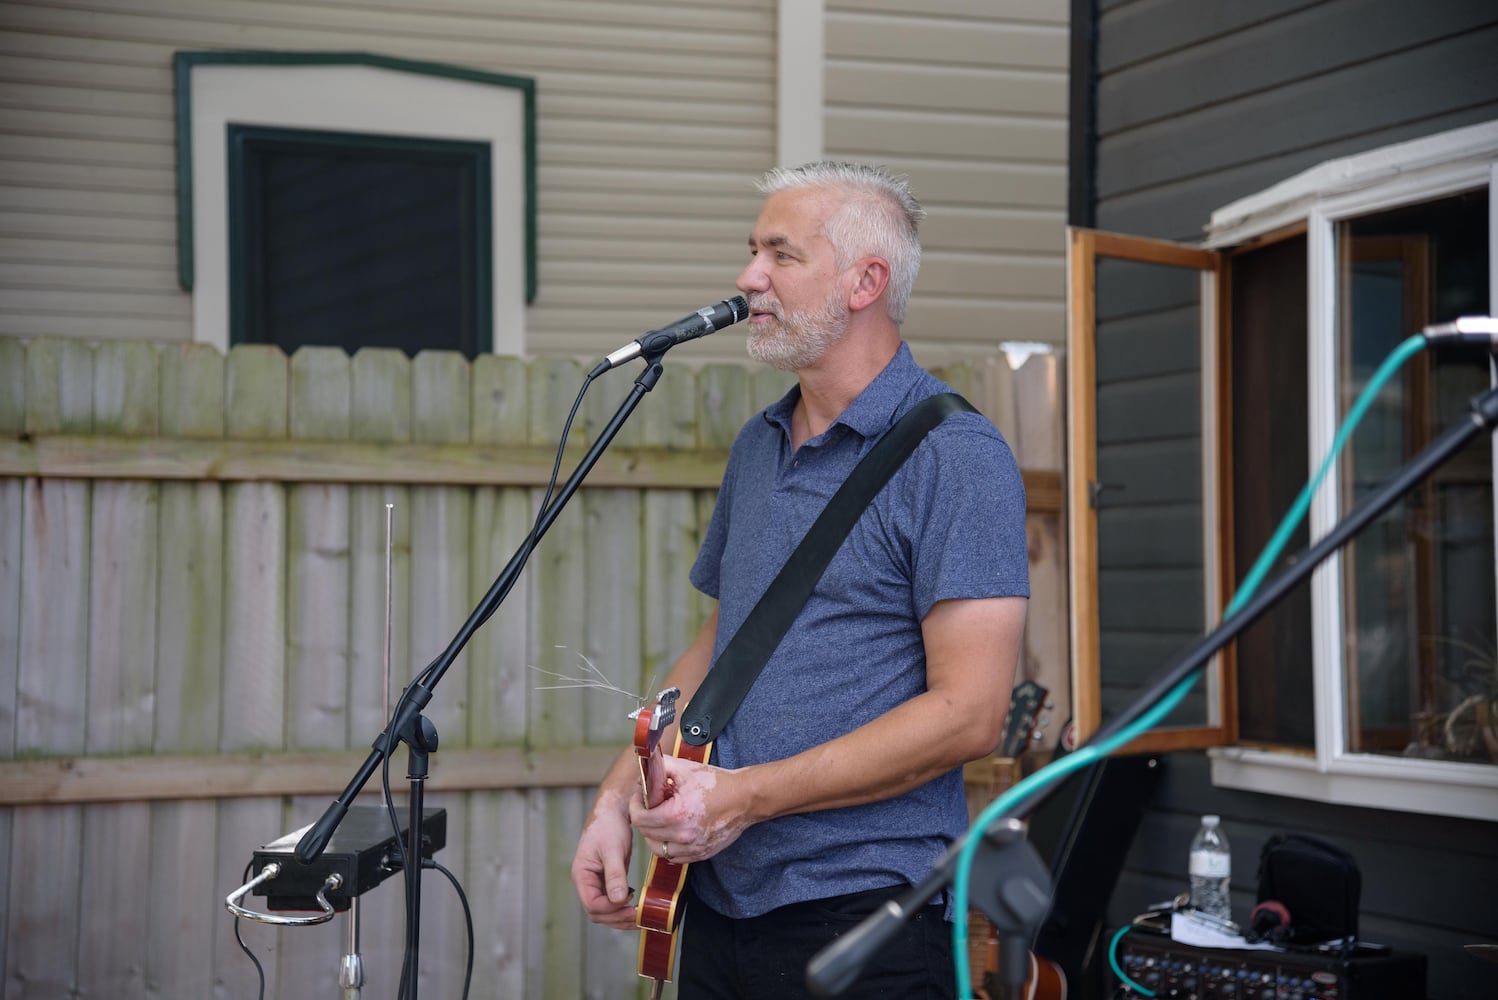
[590,296,749,376]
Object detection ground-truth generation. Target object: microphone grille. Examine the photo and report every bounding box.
[726,295,749,322]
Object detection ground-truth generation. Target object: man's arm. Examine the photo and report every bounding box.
[570,606,718,927]
[629,595,1027,863]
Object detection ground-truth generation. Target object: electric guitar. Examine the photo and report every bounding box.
[630,687,712,999]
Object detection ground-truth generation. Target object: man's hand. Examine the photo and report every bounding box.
[629,754,753,865]
[570,788,638,930]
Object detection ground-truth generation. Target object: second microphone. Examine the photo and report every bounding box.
[592,296,750,375]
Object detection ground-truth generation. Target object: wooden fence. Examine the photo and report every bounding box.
[0,335,1065,1000]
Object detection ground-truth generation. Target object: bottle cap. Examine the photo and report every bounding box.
[1202,814,1220,826]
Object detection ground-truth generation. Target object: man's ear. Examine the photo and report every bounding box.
[847,256,891,313]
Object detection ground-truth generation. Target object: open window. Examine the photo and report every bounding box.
[1066,230,1228,752]
[1068,121,1498,820]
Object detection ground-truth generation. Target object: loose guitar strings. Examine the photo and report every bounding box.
[528,646,658,710]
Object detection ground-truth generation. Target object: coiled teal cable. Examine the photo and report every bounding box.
[952,333,1429,999]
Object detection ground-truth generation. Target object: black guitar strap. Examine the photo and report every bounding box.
[678,391,977,746]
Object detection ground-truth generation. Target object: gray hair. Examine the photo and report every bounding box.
[756,161,925,325]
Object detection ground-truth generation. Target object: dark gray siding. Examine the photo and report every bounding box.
[1092,0,1498,241]
[1073,1,1498,998]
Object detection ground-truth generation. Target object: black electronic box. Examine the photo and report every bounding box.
[1113,926,1426,1000]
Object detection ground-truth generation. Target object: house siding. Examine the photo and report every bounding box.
[1076,1,1498,998]
[0,0,776,357]
[825,0,1072,363]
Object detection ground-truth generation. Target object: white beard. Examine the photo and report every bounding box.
[745,292,851,371]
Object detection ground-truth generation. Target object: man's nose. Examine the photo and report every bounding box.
[736,257,769,295]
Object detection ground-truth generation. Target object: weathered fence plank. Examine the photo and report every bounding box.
[7,801,83,997]
[407,348,478,1000]
[467,352,531,747]
[0,479,20,756]
[147,799,219,999]
[152,339,226,1000]
[23,337,93,435]
[79,477,159,999]
[222,492,288,749]
[286,482,352,751]
[16,333,92,761]
[523,357,594,995]
[13,341,91,1000]
[0,746,620,804]
[160,341,226,440]
[83,482,159,966]
[0,476,17,976]
[323,347,421,995]
[0,338,24,434]
[216,346,291,996]
[344,345,416,989]
[279,347,358,991]
[465,353,538,998]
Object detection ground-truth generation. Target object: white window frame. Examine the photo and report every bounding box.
[178,56,530,356]
[1204,120,1498,822]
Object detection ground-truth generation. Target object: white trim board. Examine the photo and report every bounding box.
[1206,119,1498,247]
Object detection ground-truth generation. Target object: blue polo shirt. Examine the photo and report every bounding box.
[687,342,1030,919]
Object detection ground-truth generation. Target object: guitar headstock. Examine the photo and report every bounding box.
[632,687,681,759]
[1000,679,1050,758]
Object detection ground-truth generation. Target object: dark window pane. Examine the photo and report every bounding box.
[1230,234,1315,748]
[229,126,491,358]
[1340,191,1494,763]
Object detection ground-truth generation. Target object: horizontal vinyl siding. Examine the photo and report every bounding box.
[824,0,1071,364]
[1093,0,1498,240]
[0,0,775,357]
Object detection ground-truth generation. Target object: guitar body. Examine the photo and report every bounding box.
[983,952,1068,1000]
[632,693,710,993]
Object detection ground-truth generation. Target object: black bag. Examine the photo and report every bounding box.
[1254,833,1362,946]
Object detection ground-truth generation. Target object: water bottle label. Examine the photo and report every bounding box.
[1190,850,1230,878]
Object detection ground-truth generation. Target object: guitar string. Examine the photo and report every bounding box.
[527,646,655,706]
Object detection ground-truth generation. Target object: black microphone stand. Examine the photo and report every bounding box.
[808,381,1498,997]
[295,354,672,1000]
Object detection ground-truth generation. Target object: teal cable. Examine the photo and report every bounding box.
[951,333,1428,999]
[1108,925,1151,996]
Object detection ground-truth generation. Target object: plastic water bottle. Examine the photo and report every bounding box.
[1188,814,1232,922]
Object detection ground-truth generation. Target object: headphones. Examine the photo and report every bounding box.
[1246,900,1293,945]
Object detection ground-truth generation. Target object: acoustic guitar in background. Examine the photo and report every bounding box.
[963,679,1067,1000]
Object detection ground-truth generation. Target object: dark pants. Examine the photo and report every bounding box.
[677,882,956,1000]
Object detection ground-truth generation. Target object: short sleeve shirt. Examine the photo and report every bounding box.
[687,342,1030,919]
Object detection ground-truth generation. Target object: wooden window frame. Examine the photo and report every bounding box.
[1066,227,1230,751]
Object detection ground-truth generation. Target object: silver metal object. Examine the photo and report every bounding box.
[224,863,343,926]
